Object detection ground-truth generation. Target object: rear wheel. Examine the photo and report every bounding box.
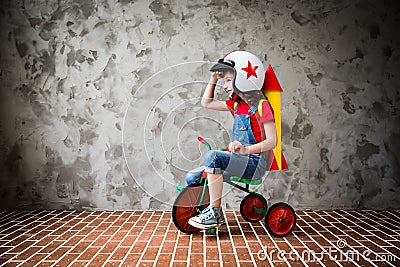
[240,193,267,222]
[265,202,296,237]
[172,184,210,234]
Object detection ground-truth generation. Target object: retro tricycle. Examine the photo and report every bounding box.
[172,136,296,237]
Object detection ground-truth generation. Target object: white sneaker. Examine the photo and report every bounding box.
[188,205,223,229]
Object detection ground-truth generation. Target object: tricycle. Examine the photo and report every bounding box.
[172,136,296,237]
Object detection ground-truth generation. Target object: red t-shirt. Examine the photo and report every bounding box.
[226,99,275,142]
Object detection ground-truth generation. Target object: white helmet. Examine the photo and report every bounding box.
[210,51,265,93]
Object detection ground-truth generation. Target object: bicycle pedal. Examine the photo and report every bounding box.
[207,227,217,233]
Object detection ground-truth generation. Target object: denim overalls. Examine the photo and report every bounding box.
[185,100,269,185]
[232,102,259,147]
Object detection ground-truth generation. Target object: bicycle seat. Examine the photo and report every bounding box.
[219,147,263,186]
[229,176,263,185]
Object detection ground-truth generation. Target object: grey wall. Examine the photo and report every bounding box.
[0,0,399,210]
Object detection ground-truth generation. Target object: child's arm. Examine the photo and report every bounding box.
[230,121,277,154]
[201,73,229,111]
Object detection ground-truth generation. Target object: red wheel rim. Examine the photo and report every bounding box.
[174,186,209,232]
[267,205,295,236]
[242,195,265,221]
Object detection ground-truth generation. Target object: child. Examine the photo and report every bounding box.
[188,51,277,229]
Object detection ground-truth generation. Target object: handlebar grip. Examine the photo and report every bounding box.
[198,136,212,150]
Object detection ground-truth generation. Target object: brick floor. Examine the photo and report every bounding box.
[0,210,399,266]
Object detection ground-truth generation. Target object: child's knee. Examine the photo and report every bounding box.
[185,167,204,185]
[204,150,218,167]
[185,172,200,185]
[204,150,223,174]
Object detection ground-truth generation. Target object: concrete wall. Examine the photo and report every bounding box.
[0,0,399,210]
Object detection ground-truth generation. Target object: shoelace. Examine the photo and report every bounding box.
[199,206,216,220]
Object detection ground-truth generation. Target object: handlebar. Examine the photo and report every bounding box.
[198,136,211,150]
[198,136,229,152]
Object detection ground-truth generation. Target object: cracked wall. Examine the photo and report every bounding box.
[0,0,399,210]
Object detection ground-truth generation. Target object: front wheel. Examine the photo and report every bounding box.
[172,184,210,234]
[265,202,296,238]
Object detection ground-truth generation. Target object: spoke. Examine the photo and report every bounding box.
[268,217,280,224]
[281,209,287,218]
[272,222,280,233]
[183,220,194,229]
[251,199,262,208]
[187,189,200,205]
[284,216,293,222]
[176,207,195,217]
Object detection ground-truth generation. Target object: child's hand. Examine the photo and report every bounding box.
[211,71,223,80]
[228,141,248,154]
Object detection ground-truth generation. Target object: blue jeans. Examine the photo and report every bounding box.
[185,166,205,185]
[185,150,268,185]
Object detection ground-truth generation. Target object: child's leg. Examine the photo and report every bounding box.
[187,150,228,229]
[203,150,231,208]
[185,166,204,185]
[207,173,223,208]
[188,173,225,229]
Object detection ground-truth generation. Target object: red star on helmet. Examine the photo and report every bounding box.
[241,60,258,79]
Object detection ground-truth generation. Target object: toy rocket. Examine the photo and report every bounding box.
[262,65,288,171]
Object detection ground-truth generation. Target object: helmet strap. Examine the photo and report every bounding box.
[230,93,241,102]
